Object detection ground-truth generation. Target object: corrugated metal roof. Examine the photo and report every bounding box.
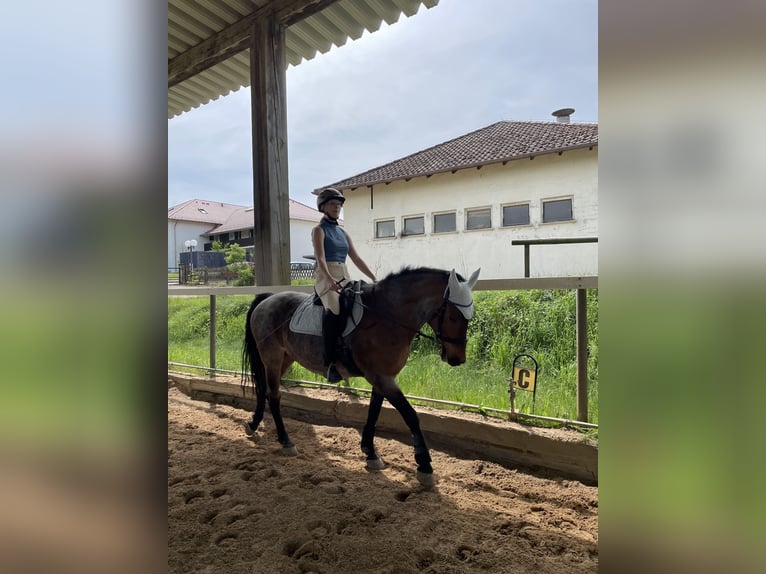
[168,0,440,118]
[320,120,599,191]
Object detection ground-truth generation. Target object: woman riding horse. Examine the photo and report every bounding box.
[242,266,480,487]
[311,188,377,383]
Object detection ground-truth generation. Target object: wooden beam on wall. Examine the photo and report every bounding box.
[250,16,290,286]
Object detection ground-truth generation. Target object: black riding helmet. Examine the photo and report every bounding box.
[316,187,346,211]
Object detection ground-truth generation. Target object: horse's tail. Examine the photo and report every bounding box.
[241,293,273,401]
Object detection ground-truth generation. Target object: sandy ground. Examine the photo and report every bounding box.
[168,386,598,573]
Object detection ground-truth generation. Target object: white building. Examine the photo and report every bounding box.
[167,198,322,268]
[319,116,598,280]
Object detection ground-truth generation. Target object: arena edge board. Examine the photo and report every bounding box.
[169,372,598,485]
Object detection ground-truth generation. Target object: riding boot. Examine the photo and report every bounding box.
[323,310,343,383]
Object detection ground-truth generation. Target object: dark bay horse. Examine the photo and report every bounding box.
[241,266,480,487]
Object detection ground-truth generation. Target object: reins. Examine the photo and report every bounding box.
[357,284,467,347]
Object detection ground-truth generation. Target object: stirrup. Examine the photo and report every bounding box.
[325,363,342,383]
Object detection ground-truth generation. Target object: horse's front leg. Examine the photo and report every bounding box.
[360,391,386,470]
[264,366,298,456]
[376,376,434,488]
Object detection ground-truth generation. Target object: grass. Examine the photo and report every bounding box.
[168,288,598,426]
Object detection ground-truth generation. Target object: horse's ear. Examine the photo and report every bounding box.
[448,268,459,292]
[467,268,480,289]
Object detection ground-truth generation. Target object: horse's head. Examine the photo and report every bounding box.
[429,268,480,366]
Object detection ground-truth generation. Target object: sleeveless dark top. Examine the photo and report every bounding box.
[319,217,348,262]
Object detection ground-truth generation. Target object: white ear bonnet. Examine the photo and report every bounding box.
[447,268,480,320]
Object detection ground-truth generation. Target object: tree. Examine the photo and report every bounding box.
[224,243,253,286]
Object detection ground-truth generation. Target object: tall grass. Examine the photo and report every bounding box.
[168,289,598,424]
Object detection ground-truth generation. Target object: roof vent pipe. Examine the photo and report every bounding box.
[552,107,575,123]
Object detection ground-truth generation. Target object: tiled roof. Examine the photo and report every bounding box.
[169,198,323,234]
[321,120,598,191]
[197,198,324,235]
[167,198,242,224]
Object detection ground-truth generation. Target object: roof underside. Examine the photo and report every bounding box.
[169,0,439,119]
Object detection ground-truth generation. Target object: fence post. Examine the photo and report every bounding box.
[576,288,588,422]
[209,294,216,376]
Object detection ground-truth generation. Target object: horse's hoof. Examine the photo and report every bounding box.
[244,422,255,437]
[417,471,435,489]
[366,457,386,471]
[282,445,299,457]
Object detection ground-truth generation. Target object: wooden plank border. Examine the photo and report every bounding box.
[169,372,598,484]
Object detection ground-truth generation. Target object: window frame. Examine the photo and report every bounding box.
[465,206,493,231]
[432,211,457,234]
[374,218,396,239]
[501,202,531,228]
[541,196,574,224]
[401,214,425,237]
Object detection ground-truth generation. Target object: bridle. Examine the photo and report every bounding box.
[427,285,470,346]
[359,284,470,349]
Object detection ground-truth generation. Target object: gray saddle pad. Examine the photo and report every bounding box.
[289,288,364,338]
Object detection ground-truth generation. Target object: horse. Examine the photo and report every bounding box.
[241,266,480,487]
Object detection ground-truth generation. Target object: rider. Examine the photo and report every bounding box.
[312,188,377,382]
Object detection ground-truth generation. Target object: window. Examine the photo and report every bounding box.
[433,212,456,233]
[218,233,229,242]
[375,219,395,238]
[502,204,530,227]
[234,231,242,240]
[466,207,491,230]
[402,215,425,236]
[542,198,573,223]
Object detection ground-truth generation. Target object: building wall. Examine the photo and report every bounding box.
[167,220,214,268]
[340,148,598,280]
[290,219,318,262]
[169,217,318,269]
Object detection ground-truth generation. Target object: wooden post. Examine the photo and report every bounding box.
[250,15,290,286]
[209,294,216,376]
[524,244,530,277]
[576,288,588,422]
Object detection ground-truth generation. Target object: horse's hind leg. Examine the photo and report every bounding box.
[244,395,266,437]
[360,391,386,470]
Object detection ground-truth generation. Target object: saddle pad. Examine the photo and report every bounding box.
[289,289,364,337]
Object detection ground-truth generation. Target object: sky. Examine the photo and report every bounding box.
[168,0,597,210]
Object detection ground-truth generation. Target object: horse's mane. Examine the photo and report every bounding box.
[379,266,464,285]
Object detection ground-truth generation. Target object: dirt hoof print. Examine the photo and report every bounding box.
[214,532,238,547]
[282,536,312,557]
[322,484,346,495]
[394,490,411,502]
[183,490,204,504]
[456,545,478,561]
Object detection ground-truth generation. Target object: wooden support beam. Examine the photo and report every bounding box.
[576,289,589,422]
[168,0,340,87]
[250,16,291,286]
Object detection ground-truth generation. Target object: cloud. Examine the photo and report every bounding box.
[169,0,597,208]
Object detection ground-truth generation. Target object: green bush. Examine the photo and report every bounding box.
[168,289,599,423]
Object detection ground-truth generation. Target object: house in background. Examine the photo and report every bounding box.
[168,198,323,268]
[318,111,598,280]
[168,199,241,268]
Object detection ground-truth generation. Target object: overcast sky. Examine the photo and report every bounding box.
[168,0,597,210]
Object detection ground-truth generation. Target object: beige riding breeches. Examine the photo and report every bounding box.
[314,261,350,315]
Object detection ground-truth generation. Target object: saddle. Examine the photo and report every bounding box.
[289,281,365,339]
